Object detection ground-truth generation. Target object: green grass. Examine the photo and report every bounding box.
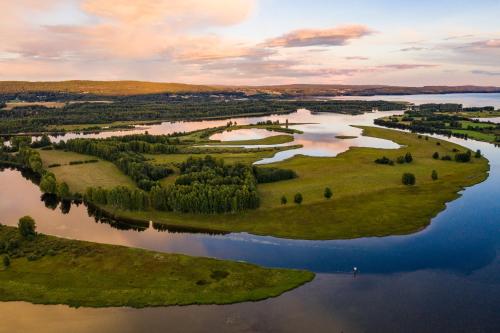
[105,127,489,240]
[0,225,313,308]
[335,135,357,139]
[39,150,135,193]
[457,111,500,118]
[459,120,496,129]
[210,134,294,145]
[451,129,497,142]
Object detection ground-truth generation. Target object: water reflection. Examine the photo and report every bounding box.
[332,92,500,108]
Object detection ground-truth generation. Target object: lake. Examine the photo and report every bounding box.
[0,93,499,332]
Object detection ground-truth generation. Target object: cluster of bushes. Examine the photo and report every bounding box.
[455,150,472,163]
[375,153,412,166]
[375,156,394,165]
[69,159,98,165]
[253,167,297,183]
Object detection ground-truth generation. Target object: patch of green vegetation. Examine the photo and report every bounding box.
[451,129,496,142]
[106,127,489,240]
[335,135,357,139]
[38,150,135,193]
[459,120,496,129]
[0,224,314,308]
[457,111,500,118]
[211,134,294,145]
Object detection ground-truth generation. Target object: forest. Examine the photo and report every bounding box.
[0,99,406,134]
[86,156,260,214]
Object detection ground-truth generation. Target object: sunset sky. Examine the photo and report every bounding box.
[1,0,499,85]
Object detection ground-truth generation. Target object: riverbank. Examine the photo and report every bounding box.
[0,224,313,308]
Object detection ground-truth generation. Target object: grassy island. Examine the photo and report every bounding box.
[0,224,313,308]
[29,125,488,240]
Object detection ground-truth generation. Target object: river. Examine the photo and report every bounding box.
[0,93,499,332]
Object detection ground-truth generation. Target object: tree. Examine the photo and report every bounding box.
[432,152,439,159]
[475,149,481,158]
[431,170,438,181]
[396,156,405,164]
[324,187,332,199]
[402,173,416,185]
[281,195,287,205]
[294,193,303,204]
[455,151,471,162]
[3,256,10,268]
[40,173,57,194]
[18,216,36,239]
[404,152,413,163]
[57,182,70,199]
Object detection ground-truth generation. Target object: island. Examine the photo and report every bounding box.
[0,220,313,308]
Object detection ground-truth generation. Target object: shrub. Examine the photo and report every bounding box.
[324,187,332,199]
[432,152,439,159]
[455,151,471,162]
[254,167,297,183]
[375,156,394,165]
[436,142,441,146]
[404,152,413,163]
[396,156,405,164]
[402,173,416,185]
[441,155,452,161]
[294,193,303,204]
[475,150,481,158]
[48,163,61,168]
[18,216,36,239]
[431,170,438,181]
[281,195,287,205]
[3,255,10,268]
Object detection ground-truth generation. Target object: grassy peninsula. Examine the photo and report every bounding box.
[34,126,489,240]
[0,224,313,308]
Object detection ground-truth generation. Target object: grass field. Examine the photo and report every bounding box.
[451,129,497,142]
[39,150,135,193]
[0,225,313,307]
[104,127,489,240]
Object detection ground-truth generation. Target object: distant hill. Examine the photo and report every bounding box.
[229,84,500,97]
[0,81,499,97]
[0,80,219,96]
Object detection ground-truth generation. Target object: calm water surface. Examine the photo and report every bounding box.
[0,94,499,332]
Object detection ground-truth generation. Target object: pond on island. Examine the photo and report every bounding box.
[1,93,499,332]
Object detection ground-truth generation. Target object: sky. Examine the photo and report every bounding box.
[0,0,499,86]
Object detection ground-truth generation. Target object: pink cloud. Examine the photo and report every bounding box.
[264,25,374,48]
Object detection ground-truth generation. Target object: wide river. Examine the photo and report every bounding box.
[0,93,499,332]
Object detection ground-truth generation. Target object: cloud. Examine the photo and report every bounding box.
[467,39,500,49]
[345,56,369,60]
[472,70,500,76]
[399,47,427,52]
[378,64,437,70]
[81,0,255,26]
[264,25,374,48]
